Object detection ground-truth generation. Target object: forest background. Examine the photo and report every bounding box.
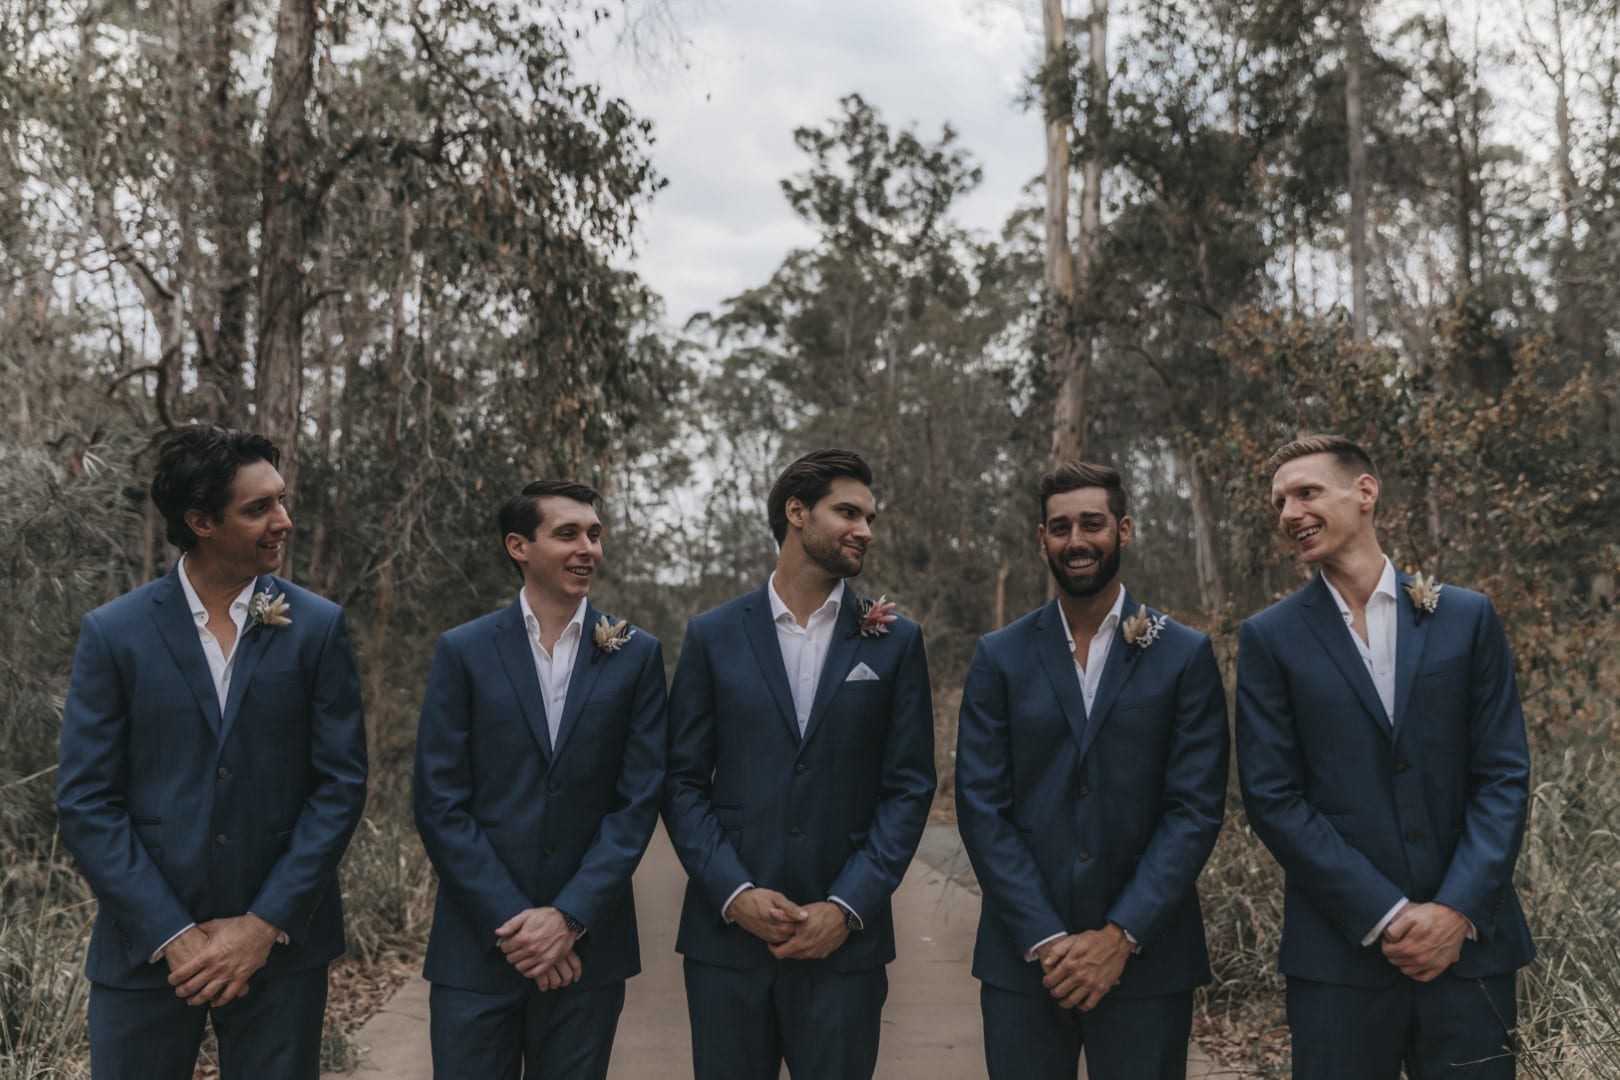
[3,0,1618,1075]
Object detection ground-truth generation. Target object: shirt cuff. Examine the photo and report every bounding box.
[1024,932,1067,962]
[721,883,754,924]
[248,913,290,946]
[828,896,863,931]
[149,923,197,964]
[1114,922,1142,955]
[1362,897,1409,947]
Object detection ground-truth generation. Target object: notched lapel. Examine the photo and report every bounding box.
[553,603,607,758]
[800,584,863,749]
[1300,577,1391,737]
[742,590,800,743]
[220,576,278,744]
[1034,599,1089,754]
[1392,572,1433,734]
[1080,593,1145,761]
[150,570,224,738]
[492,602,552,760]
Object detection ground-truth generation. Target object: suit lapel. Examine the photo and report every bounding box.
[742,586,801,743]
[1080,591,1145,761]
[150,566,224,738]
[1034,599,1089,754]
[219,575,276,745]
[800,583,863,749]
[1300,575,1391,737]
[1392,571,1432,738]
[553,602,606,759]
[493,599,553,760]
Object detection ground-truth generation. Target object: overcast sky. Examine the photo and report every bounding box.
[574,0,1045,325]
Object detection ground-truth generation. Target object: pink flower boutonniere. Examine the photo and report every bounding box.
[856,595,897,638]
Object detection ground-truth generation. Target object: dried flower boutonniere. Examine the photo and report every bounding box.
[855,595,897,638]
[1405,571,1442,622]
[247,589,292,638]
[592,615,636,659]
[1121,608,1167,651]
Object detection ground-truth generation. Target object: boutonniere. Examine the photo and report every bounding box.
[592,615,636,659]
[1404,571,1442,621]
[247,588,292,638]
[854,595,897,638]
[1121,608,1166,650]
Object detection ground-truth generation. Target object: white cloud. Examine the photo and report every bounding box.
[576,0,1043,323]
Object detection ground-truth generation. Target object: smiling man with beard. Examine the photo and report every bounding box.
[955,462,1229,1080]
[1237,436,1533,1078]
[662,449,936,1080]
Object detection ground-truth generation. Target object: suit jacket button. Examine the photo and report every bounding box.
[543,846,554,857]
[795,763,807,774]
[1404,829,1419,842]
[547,780,560,793]
[1394,760,1408,773]
[790,826,803,837]
[217,766,230,779]
[1077,850,1090,862]
[215,833,228,845]
[1078,784,1091,796]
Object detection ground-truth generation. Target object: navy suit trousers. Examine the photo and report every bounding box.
[981,983,1193,1080]
[428,979,626,1080]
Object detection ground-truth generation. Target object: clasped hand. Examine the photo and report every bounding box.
[165,915,280,1008]
[1037,926,1132,1012]
[497,907,583,991]
[727,887,849,961]
[1381,902,1469,982]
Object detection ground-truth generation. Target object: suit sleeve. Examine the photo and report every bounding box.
[1107,636,1229,945]
[1433,598,1530,937]
[57,612,195,962]
[552,638,669,929]
[662,619,756,912]
[954,636,1067,952]
[249,607,369,941]
[1237,618,1405,944]
[414,632,534,936]
[826,624,937,919]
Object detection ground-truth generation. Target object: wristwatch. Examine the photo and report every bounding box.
[839,904,861,932]
[559,910,586,938]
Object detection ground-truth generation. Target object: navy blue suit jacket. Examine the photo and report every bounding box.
[956,594,1229,999]
[662,582,936,973]
[414,599,667,993]
[57,567,368,990]
[1237,572,1535,988]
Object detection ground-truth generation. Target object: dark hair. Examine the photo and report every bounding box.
[766,449,874,546]
[1039,461,1128,523]
[499,480,603,578]
[149,425,281,552]
[1265,434,1379,484]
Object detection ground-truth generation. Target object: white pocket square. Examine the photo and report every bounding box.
[845,662,881,682]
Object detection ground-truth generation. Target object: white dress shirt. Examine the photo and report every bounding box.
[154,559,282,962]
[768,574,842,736]
[176,557,255,711]
[519,591,588,749]
[722,576,861,929]
[1027,586,1133,960]
[1321,557,1398,723]
[1059,586,1128,715]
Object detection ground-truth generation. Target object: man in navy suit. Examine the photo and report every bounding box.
[57,425,368,1080]
[956,462,1229,1080]
[1237,434,1535,1078]
[414,480,667,1079]
[662,449,936,1080]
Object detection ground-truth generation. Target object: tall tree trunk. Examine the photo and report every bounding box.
[1042,0,1085,466]
[1345,0,1369,341]
[1180,441,1227,614]
[257,0,317,492]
